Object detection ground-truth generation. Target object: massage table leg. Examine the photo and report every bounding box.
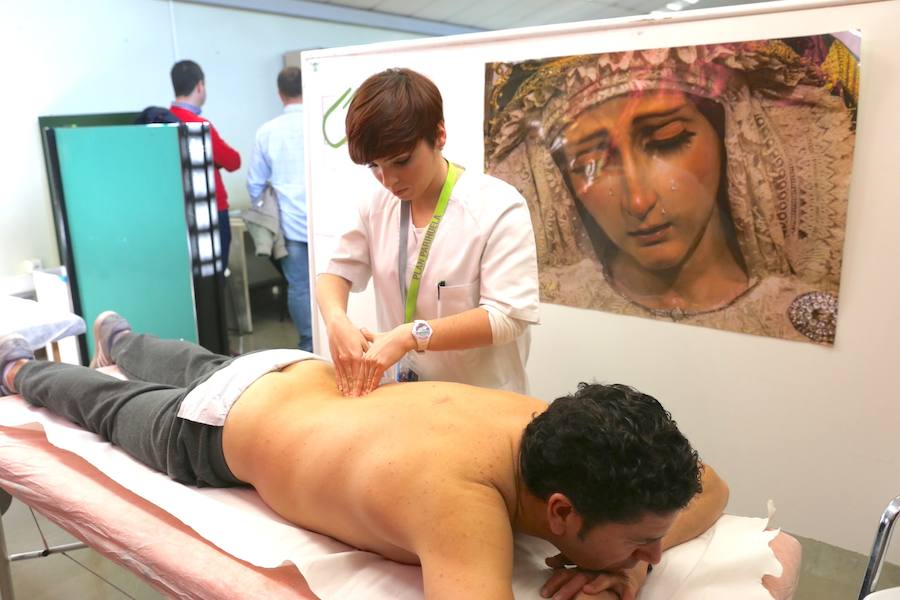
[0,493,16,600]
[0,488,89,600]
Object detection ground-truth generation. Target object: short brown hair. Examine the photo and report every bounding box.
[171,60,204,97]
[345,68,444,165]
[277,66,302,98]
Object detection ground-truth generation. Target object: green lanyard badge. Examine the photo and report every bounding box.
[398,162,462,323]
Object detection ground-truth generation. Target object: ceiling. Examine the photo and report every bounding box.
[194,0,786,36]
[309,0,781,31]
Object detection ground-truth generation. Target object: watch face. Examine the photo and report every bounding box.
[412,321,431,352]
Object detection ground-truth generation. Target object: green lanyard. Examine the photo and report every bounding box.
[399,162,462,323]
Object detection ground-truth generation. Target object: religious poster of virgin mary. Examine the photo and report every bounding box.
[484,34,859,345]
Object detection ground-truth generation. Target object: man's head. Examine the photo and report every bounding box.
[278,66,303,103]
[520,383,702,570]
[345,67,444,166]
[171,60,205,104]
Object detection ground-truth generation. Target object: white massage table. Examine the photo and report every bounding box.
[0,425,317,600]
[0,376,801,600]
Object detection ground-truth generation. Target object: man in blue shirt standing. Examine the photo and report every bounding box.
[247,66,311,351]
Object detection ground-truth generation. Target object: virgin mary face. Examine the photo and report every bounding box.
[557,90,724,273]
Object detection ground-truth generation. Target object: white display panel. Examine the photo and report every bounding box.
[303,0,900,561]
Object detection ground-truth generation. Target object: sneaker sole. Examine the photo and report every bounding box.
[89,310,120,368]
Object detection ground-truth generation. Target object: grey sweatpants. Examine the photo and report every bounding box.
[15,333,245,487]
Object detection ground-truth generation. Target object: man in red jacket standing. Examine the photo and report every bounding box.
[169,60,242,271]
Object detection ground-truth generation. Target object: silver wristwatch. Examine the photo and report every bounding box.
[411,319,432,353]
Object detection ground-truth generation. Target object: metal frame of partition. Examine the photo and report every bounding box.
[177,121,229,355]
[39,127,86,359]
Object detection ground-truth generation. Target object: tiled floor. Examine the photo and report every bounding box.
[227,283,298,354]
[1,285,898,599]
[793,534,900,599]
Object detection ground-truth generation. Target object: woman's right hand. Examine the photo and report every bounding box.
[327,315,370,396]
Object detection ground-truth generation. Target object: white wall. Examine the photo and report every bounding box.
[0,0,418,278]
[303,0,900,562]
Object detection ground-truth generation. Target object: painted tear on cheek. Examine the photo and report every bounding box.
[572,159,600,194]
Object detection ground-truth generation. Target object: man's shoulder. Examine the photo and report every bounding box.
[169,106,209,125]
[256,114,283,135]
[256,111,302,139]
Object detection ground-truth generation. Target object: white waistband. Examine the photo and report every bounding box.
[177,349,324,426]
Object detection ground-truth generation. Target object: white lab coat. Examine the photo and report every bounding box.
[325,169,540,393]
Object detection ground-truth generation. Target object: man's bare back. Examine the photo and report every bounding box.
[5,319,724,600]
[224,359,546,569]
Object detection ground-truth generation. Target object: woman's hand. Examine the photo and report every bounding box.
[326,314,370,396]
[315,274,368,396]
[358,324,416,394]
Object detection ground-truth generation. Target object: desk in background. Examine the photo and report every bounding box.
[227,214,288,340]
[228,216,254,335]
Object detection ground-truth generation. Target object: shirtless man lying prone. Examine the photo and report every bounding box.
[0,312,728,600]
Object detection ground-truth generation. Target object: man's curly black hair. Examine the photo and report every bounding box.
[520,383,702,531]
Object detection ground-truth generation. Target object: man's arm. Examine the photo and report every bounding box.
[246,131,271,203]
[659,462,729,551]
[209,124,241,172]
[415,487,516,600]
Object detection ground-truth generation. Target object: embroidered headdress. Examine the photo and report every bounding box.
[485,38,857,289]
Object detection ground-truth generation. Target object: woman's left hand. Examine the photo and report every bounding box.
[358,324,416,394]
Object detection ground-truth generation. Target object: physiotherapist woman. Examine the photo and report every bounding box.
[316,68,539,396]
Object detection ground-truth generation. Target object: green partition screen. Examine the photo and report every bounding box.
[54,125,198,355]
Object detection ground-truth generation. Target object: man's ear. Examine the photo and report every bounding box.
[546,492,580,536]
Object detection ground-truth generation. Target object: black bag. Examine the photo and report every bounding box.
[134,106,180,124]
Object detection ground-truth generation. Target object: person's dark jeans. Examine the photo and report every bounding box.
[281,240,313,352]
[218,209,232,272]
